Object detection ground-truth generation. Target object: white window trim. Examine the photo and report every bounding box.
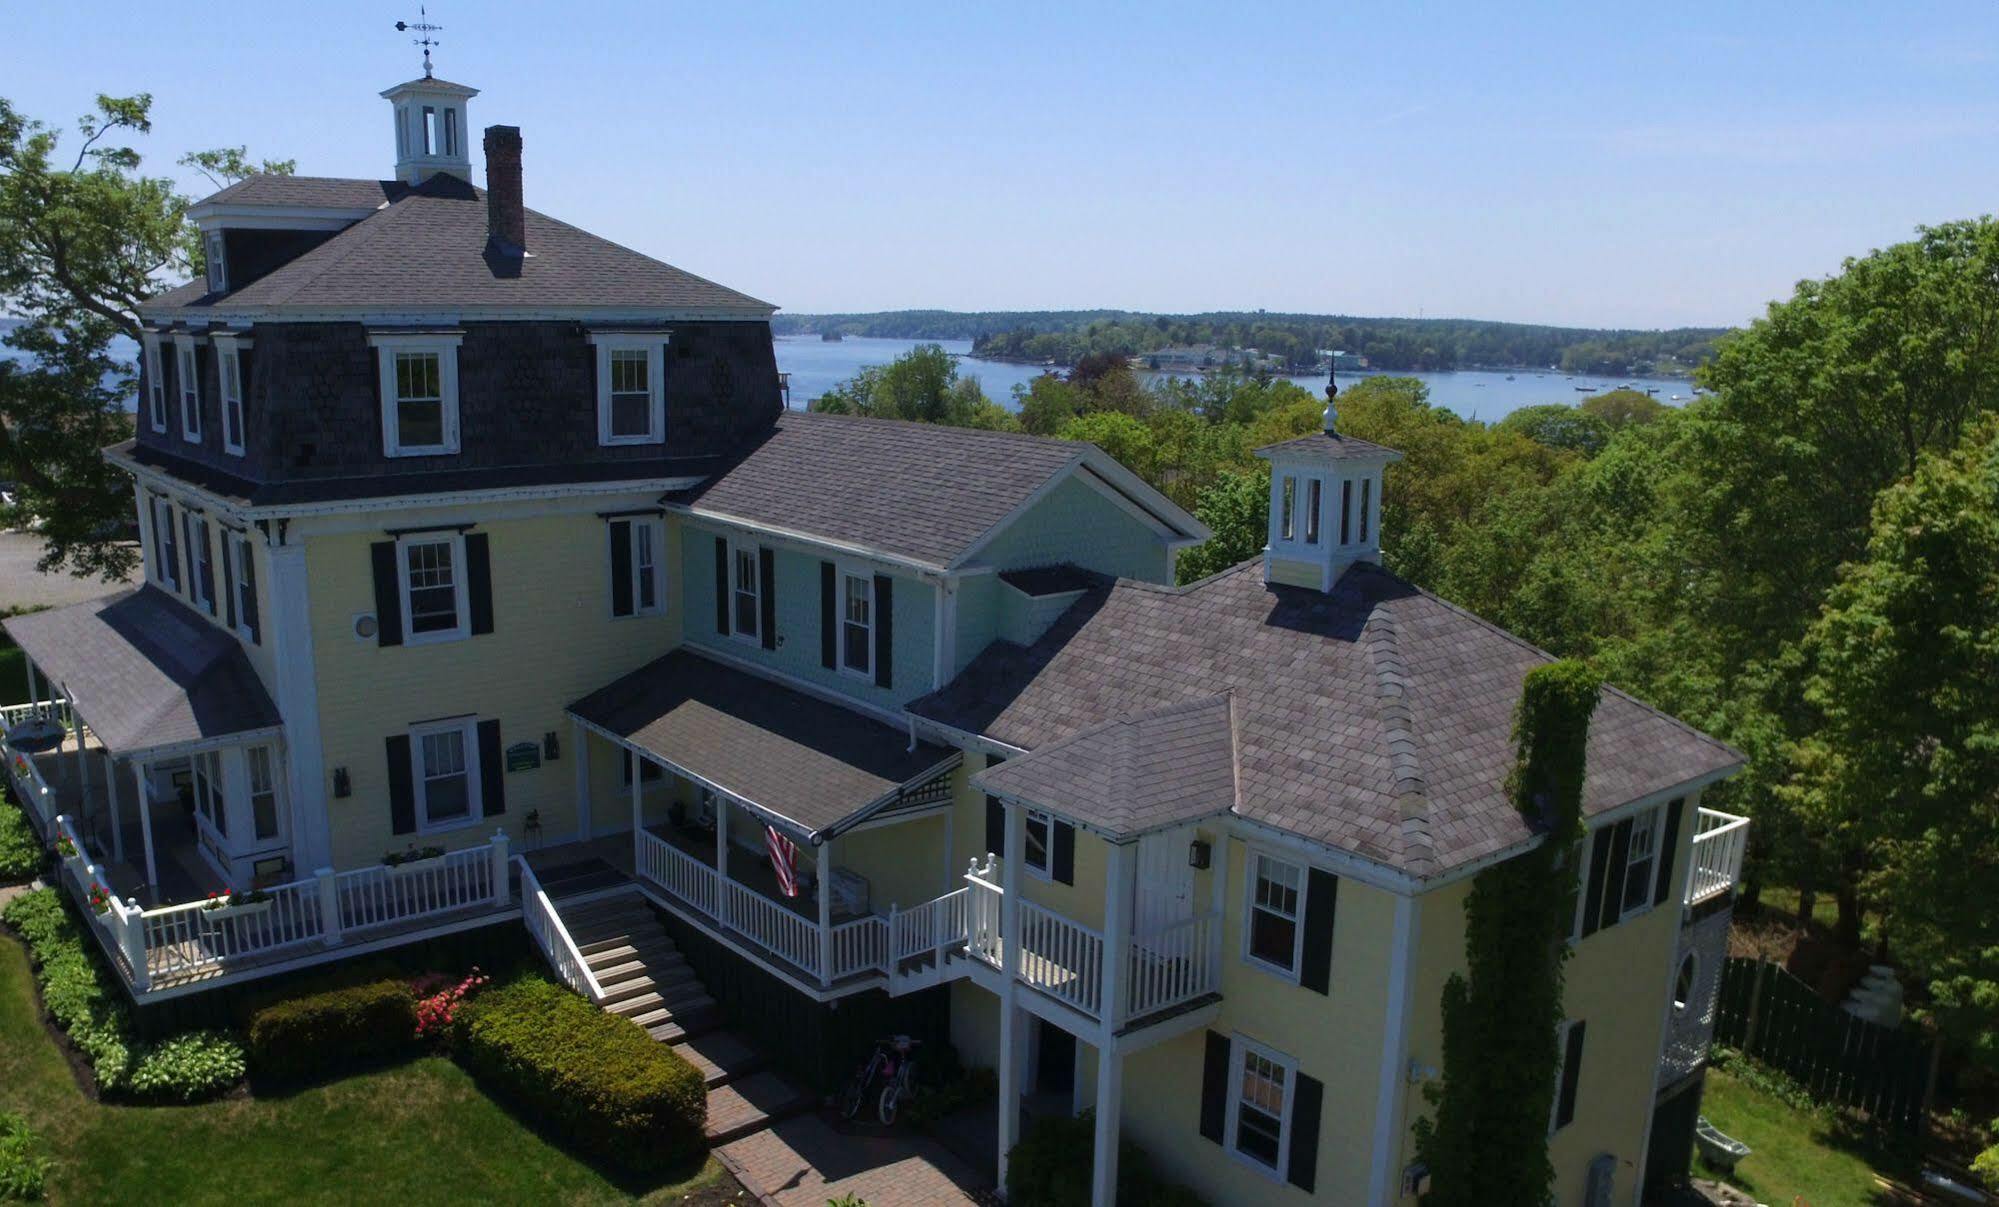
[588,332,667,446]
[837,564,874,681]
[172,335,204,444]
[1566,837,1591,944]
[204,230,228,294]
[1242,848,1309,983]
[370,332,464,458]
[142,334,167,433]
[1619,804,1663,924]
[245,743,288,846]
[184,512,215,615]
[1271,472,1330,556]
[1223,1033,1297,1183]
[232,531,259,643]
[397,531,471,646]
[149,496,181,592]
[1021,807,1054,882]
[728,539,761,645]
[408,716,483,836]
[215,334,250,457]
[1550,1019,1579,1136]
[623,519,664,617]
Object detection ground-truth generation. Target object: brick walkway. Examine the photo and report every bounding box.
[718,1113,989,1207]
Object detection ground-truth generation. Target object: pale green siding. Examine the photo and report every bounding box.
[974,475,1172,583]
[680,524,938,709]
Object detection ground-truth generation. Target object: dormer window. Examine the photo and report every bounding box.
[173,335,203,443]
[142,334,167,433]
[369,332,463,457]
[203,231,228,294]
[588,333,667,446]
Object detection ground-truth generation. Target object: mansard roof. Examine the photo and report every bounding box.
[912,560,1742,880]
[149,173,773,317]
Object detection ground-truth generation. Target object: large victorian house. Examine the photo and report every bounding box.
[2,68,1750,1206]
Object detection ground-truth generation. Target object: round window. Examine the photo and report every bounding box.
[353,613,380,640]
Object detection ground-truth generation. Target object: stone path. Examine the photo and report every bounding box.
[718,1113,988,1207]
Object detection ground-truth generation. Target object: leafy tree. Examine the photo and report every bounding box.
[1175,465,1269,583]
[1578,388,1666,430]
[1012,373,1081,436]
[0,93,290,577]
[1057,412,1155,483]
[810,344,1018,431]
[1496,403,1612,457]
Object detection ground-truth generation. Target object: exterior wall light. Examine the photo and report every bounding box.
[1188,839,1212,869]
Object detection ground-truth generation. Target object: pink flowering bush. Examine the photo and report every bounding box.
[411,966,489,1042]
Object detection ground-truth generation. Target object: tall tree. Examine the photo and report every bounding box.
[0,93,290,577]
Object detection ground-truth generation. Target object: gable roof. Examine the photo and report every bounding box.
[150,173,772,317]
[974,694,1238,840]
[911,560,1743,881]
[671,409,1203,570]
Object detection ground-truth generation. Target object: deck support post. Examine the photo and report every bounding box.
[489,829,510,907]
[121,897,150,991]
[105,753,125,863]
[1091,1044,1125,1207]
[573,719,591,840]
[816,836,835,987]
[133,759,159,905]
[995,799,1025,1190]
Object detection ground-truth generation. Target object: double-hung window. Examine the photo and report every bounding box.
[232,532,259,643]
[1225,1037,1297,1179]
[589,334,667,445]
[371,333,462,457]
[839,569,873,678]
[142,335,167,432]
[203,230,228,294]
[175,336,203,443]
[730,542,761,643]
[1022,808,1053,879]
[1621,805,1661,920]
[1245,853,1305,978]
[400,534,467,643]
[247,745,284,844]
[184,513,215,615]
[633,520,660,613]
[409,718,479,833]
[216,335,247,456]
[610,518,663,617]
[151,497,181,592]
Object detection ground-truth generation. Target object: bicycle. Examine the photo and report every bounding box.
[839,1035,921,1124]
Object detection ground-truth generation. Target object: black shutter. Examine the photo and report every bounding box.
[220,537,237,629]
[1580,827,1613,938]
[758,546,777,651]
[610,520,635,618]
[370,540,403,647]
[1598,817,1633,933]
[1287,1072,1323,1192]
[1051,821,1075,885]
[1300,868,1338,995]
[713,537,730,634]
[241,541,260,644]
[197,523,216,613]
[1198,1030,1230,1143]
[820,561,837,669]
[465,532,494,636]
[478,719,505,816]
[1655,797,1686,907]
[873,574,894,689]
[1555,1021,1586,1130]
[140,496,156,579]
[386,734,415,835]
[985,795,1005,858]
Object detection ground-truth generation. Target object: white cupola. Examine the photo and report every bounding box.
[381,75,479,185]
[1253,375,1402,591]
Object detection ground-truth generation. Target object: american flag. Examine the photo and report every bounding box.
[765,825,800,898]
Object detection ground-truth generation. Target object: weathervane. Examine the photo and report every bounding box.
[395,6,444,78]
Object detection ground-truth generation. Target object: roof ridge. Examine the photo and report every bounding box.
[520,204,774,311]
[1362,598,1436,878]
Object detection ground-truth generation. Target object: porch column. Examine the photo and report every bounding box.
[77,719,95,825]
[995,799,1026,1189]
[63,695,77,792]
[572,719,591,840]
[132,759,159,905]
[816,836,835,987]
[20,657,34,714]
[105,754,125,863]
[715,794,731,931]
[1091,1046,1125,1207]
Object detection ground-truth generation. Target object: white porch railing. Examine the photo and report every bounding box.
[1016,899,1106,1018]
[1126,909,1224,1020]
[831,915,889,980]
[332,840,502,934]
[637,829,718,918]
[722,878,820,973]
[519,857,604,1000]
[142,877,326,982]
[1686,807,1750,906]
[5,741,61,831]
[892,886,970,967]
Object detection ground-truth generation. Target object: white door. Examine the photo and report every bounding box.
[1133,825,1196,940]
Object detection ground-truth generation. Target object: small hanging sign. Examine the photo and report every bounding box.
[505,741,541,773]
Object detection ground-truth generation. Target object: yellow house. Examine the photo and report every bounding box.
[0,64,1751,1207]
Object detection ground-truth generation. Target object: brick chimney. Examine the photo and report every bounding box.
[483,125,525,253]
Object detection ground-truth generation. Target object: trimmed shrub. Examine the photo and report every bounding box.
[129,1031,248,1101]
[0,787,39,884]
[454,973,705,1171]
[246,977,418,1081]
[1005,1112,1207,1207]
[0,1112,49,1201]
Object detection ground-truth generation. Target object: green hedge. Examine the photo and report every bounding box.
[454,973,705,1171]
[245,977,418,1082]
[1005,1112,1207,1207]
[0,785,39,884]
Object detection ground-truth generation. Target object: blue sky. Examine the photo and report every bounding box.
[9,2,1998,328]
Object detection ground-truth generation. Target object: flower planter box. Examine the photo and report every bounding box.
[385,854,447,877]
[202,898,274,922]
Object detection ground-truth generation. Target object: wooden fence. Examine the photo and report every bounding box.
[1712,957,1935,1133]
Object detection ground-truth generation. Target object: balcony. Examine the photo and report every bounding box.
[1686,806,1750,907]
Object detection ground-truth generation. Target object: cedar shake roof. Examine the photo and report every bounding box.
[911,561,1743,880]
[672,410,1113,568]
[973,694,1238,839]
[150,173,772,316]
[1254,430,1403,463]
[568,650,957,840]
[2,588,280,755]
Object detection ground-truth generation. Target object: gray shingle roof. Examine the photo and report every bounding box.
[151,174,772,316]
[1255,430,1403,463]
[192,175,403,211]
[911,561,1742,879]
[674,410,1096,568]
[568,650,958,839]
[2,588,281,755]
[974,694,1238,839]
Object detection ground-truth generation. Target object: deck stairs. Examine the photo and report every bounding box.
[549,889,815,1144]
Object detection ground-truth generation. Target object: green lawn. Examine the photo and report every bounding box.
[0,935,738,1205]
[1697,1067,1910,1206]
